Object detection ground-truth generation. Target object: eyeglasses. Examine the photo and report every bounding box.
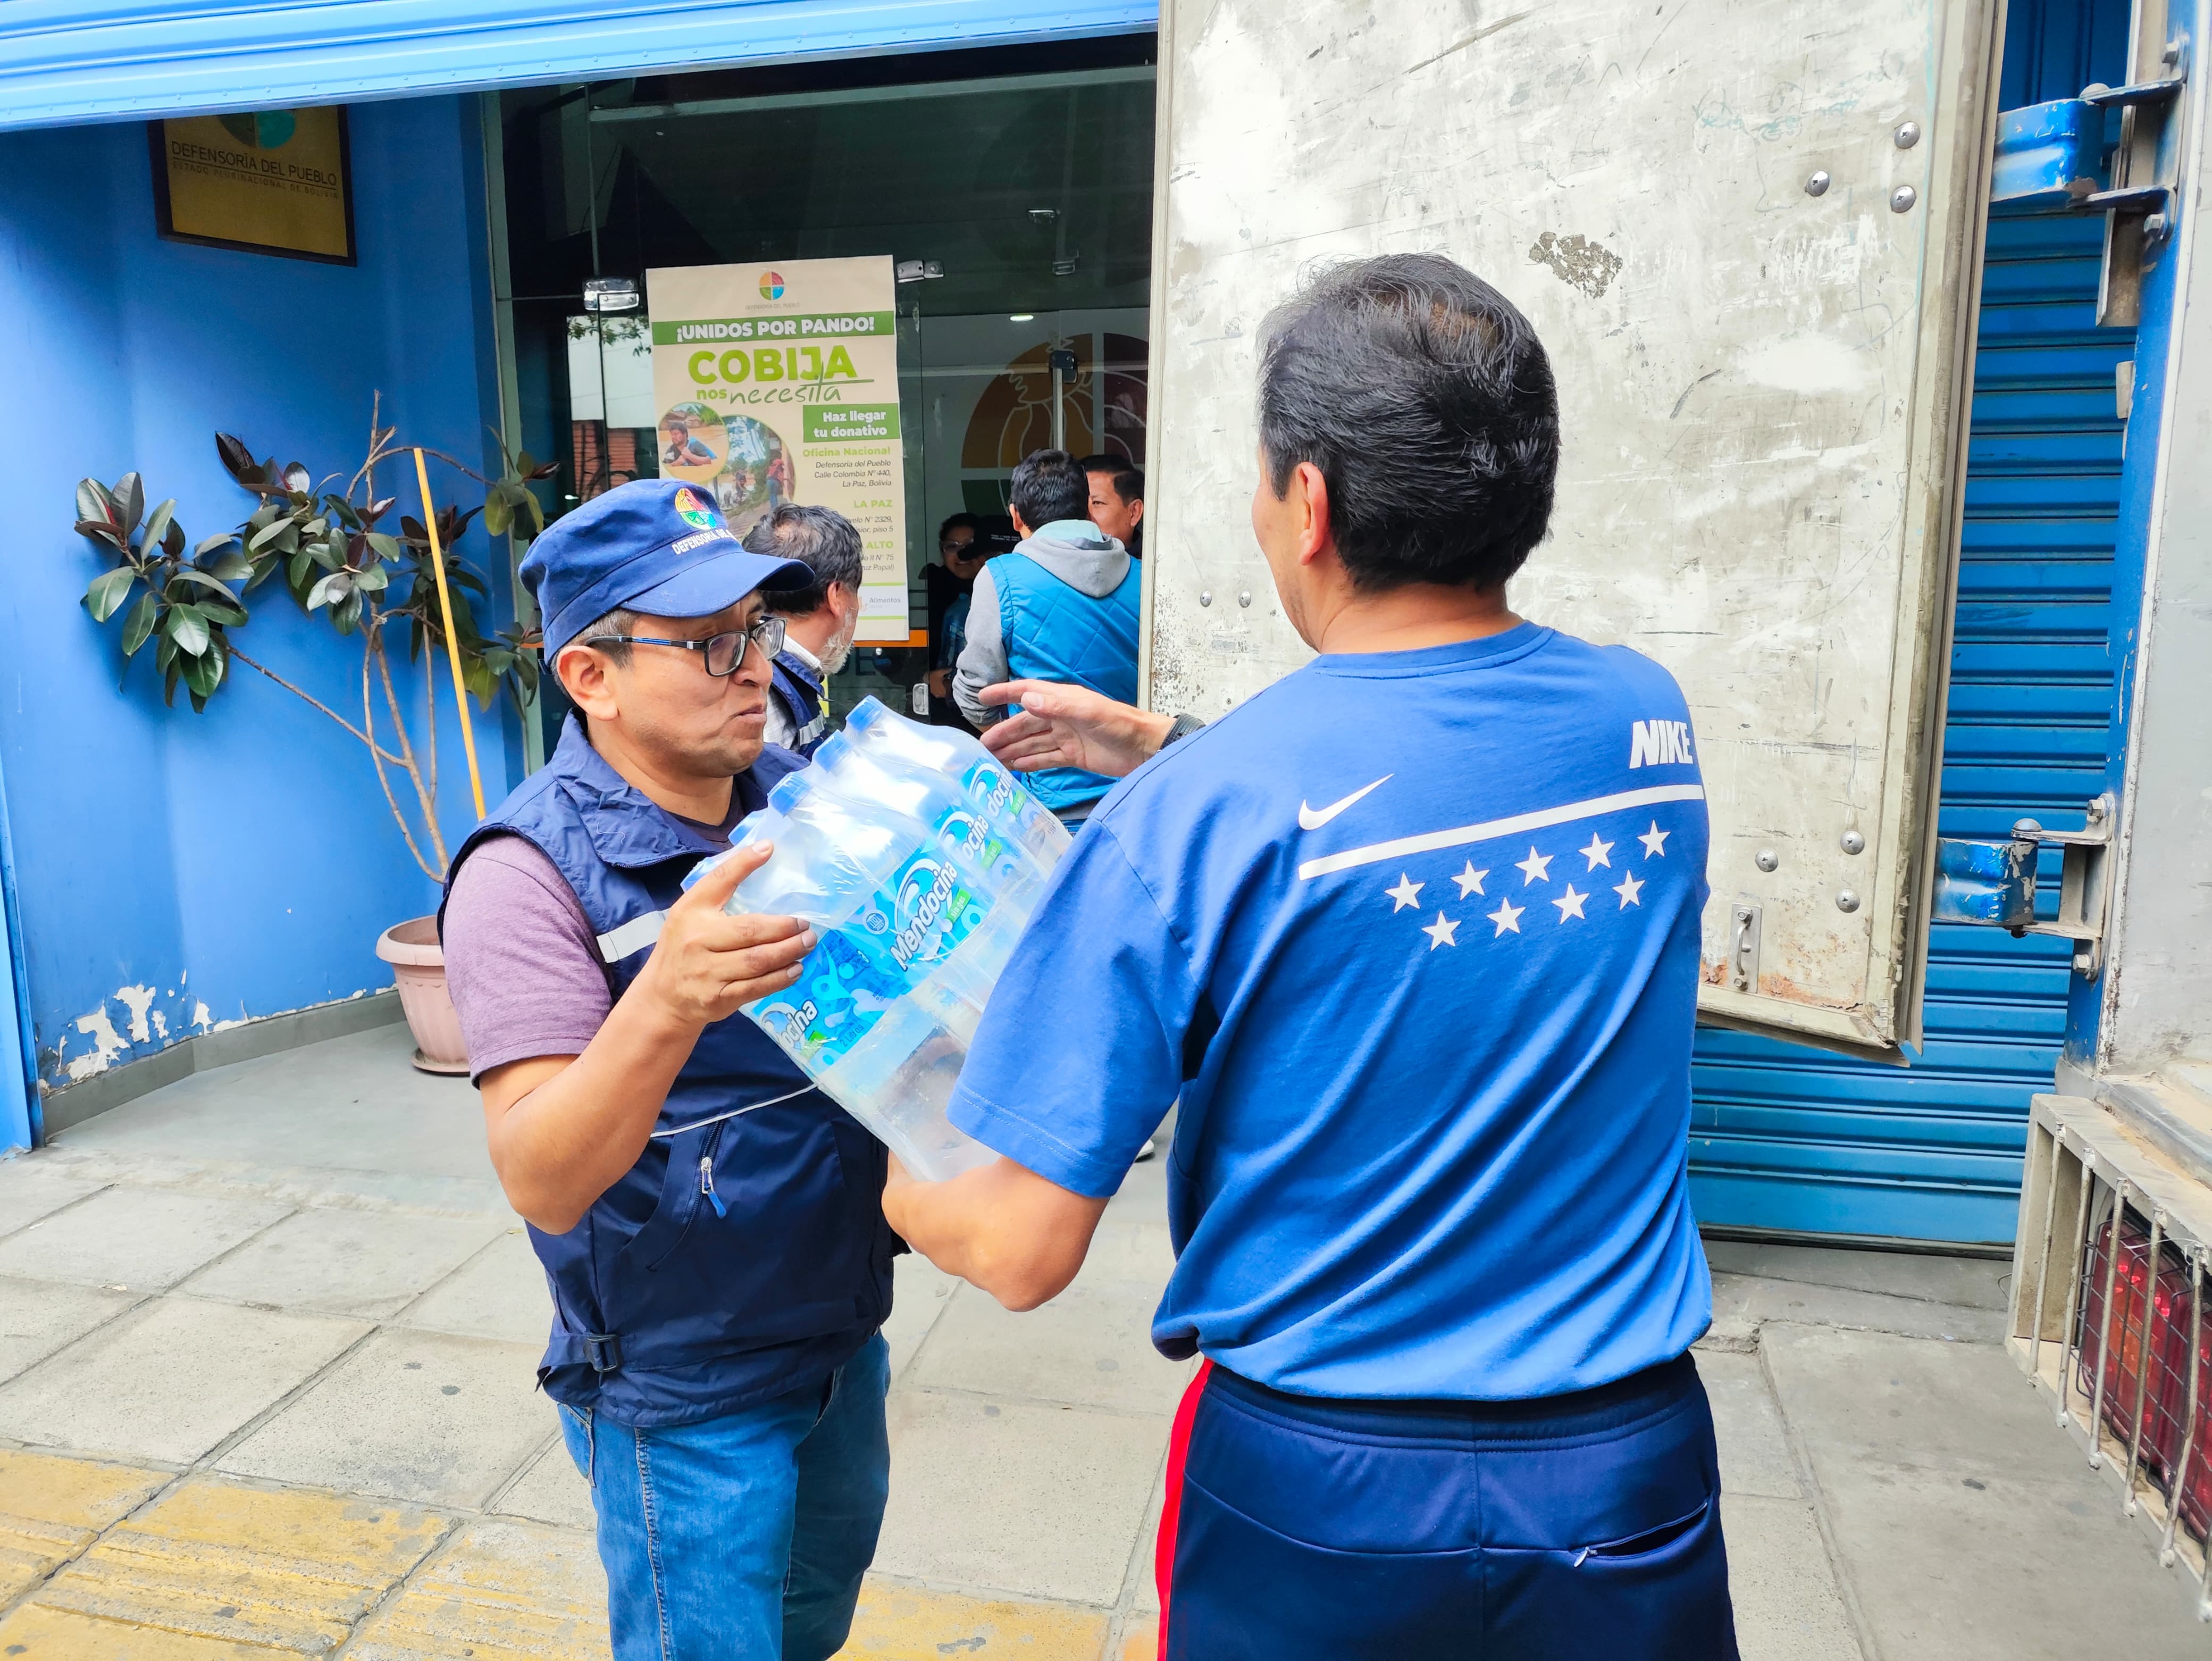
[584,614,786,677]
[940,540,979,557]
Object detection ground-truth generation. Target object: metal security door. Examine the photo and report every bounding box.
[1690,0,2138,1244]
[1143,0,2001,1058]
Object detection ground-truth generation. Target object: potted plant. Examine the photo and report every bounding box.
[70,404,555,1072]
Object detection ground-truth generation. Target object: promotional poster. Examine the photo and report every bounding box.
[647,257,908,644]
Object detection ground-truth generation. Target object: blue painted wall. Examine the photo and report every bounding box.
[0,94,515,1099]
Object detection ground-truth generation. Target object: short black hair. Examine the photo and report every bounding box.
[937,512,983,544]
[1078,454,1143,505]
[1257,254,1558,592]
[1008,449,1091,529]
[746,503,863,615]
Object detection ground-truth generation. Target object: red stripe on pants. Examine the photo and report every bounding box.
[1154,1358,1214,1661]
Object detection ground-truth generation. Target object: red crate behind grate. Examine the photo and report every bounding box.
[2076,1213,2193,1486]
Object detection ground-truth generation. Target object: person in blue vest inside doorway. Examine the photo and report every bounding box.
[952,447,1141,827]
[437,478,897,1661]
[750,502,864,759]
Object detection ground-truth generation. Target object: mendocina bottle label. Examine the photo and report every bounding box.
[748,845,988,1072]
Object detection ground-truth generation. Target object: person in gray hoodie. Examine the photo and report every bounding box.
[953,448,1142,824]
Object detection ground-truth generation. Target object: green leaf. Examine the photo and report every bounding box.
[365,532,403,563]
[287,550,316,590]
[248,515,294,553]
[162,519,186,558]
[155,631,178,673]
[191,592,248,627]
[181,649,221,699]
[195,531,239,556]
[353,565,390,592]
[481,495,511,538]
[332,591,364,635]
[83,566,137,622]
[76,479,115,525]
[171,566,240,600]
[74,518,128,552]
[164,604,211,656]
[162,656,182,708]
[201,549,254,582]
[120,591,159,656]
[141,499,176,556]
[305,571,354,611]
[114,473,144,536]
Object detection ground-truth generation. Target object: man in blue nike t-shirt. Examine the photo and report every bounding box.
[882,253,1735,1660]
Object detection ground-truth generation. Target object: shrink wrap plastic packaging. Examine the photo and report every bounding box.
[683,697,1071,1178]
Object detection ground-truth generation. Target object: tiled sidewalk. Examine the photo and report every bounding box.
[0,1025,1185,1658]
[6,1024,2212,1658]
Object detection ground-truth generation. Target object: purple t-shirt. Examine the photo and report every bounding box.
[443,799,742,1082]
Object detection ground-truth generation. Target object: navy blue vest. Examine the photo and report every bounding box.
[440,714,895,1427]
[768,649,831,757]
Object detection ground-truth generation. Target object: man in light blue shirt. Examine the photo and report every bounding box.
[885,254,1734,1659]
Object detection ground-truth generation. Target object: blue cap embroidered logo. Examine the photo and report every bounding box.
[673,486,720,531]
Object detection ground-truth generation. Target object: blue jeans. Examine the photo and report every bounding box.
[559,1333,891,1661]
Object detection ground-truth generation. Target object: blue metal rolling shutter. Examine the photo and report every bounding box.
[0,1,1156,131]
[1688,60,2134,1242]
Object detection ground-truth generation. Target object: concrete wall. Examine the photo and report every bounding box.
[2098,0,2212,1077]
[0,95,516,1106]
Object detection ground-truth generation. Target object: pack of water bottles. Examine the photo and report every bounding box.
[682,697,1070,1179]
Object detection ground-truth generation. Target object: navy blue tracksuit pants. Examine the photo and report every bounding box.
[1155,1352,1739,1659]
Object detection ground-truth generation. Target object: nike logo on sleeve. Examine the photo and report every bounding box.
[1297,775,1392,830]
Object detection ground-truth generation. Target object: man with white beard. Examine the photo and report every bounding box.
[749,504,863,758]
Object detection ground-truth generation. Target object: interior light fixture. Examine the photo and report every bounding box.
[1009,313,1036,322]
[583,277,640,314]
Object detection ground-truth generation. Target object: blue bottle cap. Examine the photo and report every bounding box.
[813,732,852,771]
[844,697,885,731]
[768,773,810,813]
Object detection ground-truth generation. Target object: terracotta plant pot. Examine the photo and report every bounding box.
[375,916,471,1076]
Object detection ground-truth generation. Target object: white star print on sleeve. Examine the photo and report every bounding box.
[1638,822,1670,858]
[1421,912,1460,950]
[1452,862,1488,898]
[1614,873,1645,908]
[1514,848,1552,884]
[1579,833,1613,869]
[1552,884,1588,921]
[1386,874,1423,911]
[1487,897,1523,935]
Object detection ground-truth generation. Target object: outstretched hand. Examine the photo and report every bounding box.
[977,681,1176,781]
[634,843,815,1028]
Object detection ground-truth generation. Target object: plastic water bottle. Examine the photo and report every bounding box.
[810,731,1049,913]
[678,711,1069,1179]
[843,697,1071,865]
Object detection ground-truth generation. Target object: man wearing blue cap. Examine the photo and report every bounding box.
[438,478,900,1661]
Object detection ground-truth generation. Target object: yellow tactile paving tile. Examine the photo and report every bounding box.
[0,1601,281,1658]
[23,1475,450,1654]
[832,1582,1111,1659]
[1120,1613,1159,1659]
[343,1518,608,1660]
[0,1449,170,1603]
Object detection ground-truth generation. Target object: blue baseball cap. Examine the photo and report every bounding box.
[521,479,812,658]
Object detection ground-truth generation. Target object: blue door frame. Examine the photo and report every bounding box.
[1688,0,2145,1245]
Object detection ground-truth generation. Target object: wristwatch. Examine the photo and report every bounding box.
[1161,713,1206,748]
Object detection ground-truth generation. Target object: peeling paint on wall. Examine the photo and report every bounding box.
[1527,231,1624,299]
[115,984,156,1044]
[64,1004,127,1081]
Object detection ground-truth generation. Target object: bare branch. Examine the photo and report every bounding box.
[362,637,440,881]
[230,646,407,765]
[374,629,448,872]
